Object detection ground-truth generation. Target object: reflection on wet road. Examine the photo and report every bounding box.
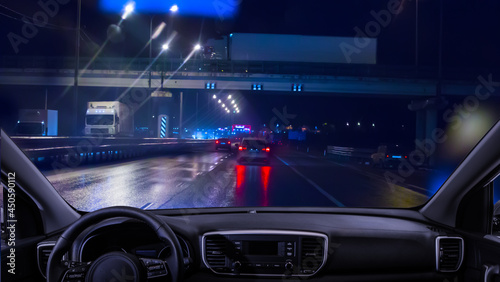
[43,147,430,211]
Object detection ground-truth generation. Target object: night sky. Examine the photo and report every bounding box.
[2,0,500,67]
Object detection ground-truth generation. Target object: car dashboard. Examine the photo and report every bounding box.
[37,209,464,282]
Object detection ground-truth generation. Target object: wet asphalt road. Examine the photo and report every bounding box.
[43,147,430,211]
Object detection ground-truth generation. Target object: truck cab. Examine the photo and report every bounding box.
[15,109,58,136]
[84,101,133,136]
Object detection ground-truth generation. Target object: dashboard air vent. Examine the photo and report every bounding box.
[436,237,464,272]
[300,237,325,274]
[37,243,55,278]
[205,235,227,267]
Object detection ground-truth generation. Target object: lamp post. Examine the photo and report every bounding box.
[415,0,418,67]
[147,4,177,136]
[73,0,81,136]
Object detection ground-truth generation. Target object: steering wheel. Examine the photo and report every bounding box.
[46,206,184,282]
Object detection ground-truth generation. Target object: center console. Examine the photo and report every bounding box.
[202,230,328,277]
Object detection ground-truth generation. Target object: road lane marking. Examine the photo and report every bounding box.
[275,156,345,207]
[140,202,153,210]
[325,159,428,195]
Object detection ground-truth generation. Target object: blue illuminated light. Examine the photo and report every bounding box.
[252,83,263,90]
[206,82,216,89]
[292,83,302,92]
[427,169,453,197]
[99,0,238,18]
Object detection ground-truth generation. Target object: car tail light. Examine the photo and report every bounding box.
[386,155,389,158]
[216,140,219,144]
[405,155,408,158]
[264,147,270,152]
[228,141,231,144]
[239,146,246,151]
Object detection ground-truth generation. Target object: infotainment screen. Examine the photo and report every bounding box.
[244,241,279,256]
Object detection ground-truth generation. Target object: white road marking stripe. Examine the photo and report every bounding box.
[140,202,153,210]
[275,156,345,207]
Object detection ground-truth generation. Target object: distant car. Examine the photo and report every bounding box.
[215,138,232,150]
[271,140,284,146]
[237,138,271,164]
[371,144,408,168]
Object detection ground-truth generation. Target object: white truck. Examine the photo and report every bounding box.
[84,101,134,136]
[16,109,58,136]
[228,33,377,64]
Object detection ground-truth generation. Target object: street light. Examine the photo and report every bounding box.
[170,4,179,13]
[212,94,217,99]
[122,2,135,19]
[194,44,201,51]
[227,95,232,99]
[162,43,169,50]
[218,99,221,103]
[231,100,235,104]
[222,104,226,108]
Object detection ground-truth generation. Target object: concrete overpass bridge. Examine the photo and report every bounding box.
[1,56,499,145]
[1,56,497,97]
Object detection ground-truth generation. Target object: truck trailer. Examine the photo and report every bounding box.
[204,33,377,64]
[84,101,134,136]
[16,109,58,136]
[229,33,376,64]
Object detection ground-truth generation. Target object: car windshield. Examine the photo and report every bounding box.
[85,115,114,125]
[1,0,500,212]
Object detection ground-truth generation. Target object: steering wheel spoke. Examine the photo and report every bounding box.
[60,261,92,282]
[140,258,169,279]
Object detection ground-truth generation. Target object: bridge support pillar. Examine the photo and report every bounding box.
[408,97,447,167]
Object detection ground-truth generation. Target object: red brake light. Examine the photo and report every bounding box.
[216,140,219,144]
[386,155,389,158]
[405,155,408,158]
[266,147,270,152]
[228,141,231,144]
[239,146,244,151]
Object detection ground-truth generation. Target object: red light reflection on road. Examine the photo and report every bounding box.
[261,166,271,191]
[234,165,272,207]
[236,165,245,189]
[235,165,246,205]
[260,166,271,206]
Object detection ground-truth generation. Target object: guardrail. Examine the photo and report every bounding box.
[326,146,375,162]
[11,136,214,167]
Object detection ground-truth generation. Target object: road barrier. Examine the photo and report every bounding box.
[326,146,375,162]
[11,136,214,167]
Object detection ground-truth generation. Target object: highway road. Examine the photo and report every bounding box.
[42,147,431,211]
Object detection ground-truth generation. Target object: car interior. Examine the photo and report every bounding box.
[2,121,500,282]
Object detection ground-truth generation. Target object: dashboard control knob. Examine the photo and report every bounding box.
[284,262,293,270]
[233,261,242,269]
